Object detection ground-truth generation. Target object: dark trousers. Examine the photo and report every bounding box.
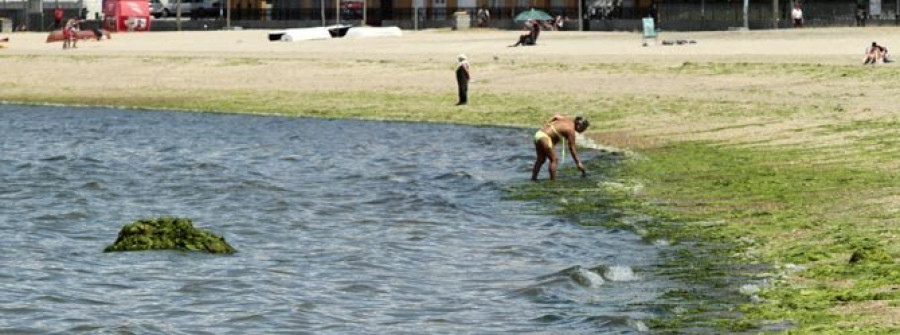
[457,80,468,104]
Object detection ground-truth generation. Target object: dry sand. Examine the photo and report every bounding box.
[2,27,895,61]
[2,27,900,156]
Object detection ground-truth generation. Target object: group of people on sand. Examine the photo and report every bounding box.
[62,18,83,49]
[54,6,83,50]
[508,15,566,47]
[864,41,892,65]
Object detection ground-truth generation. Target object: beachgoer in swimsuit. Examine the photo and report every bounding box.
[531,114,590,181]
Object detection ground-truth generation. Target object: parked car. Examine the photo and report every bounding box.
[156,0,215,18]
[150,0,170,18]
[193,0,223,19]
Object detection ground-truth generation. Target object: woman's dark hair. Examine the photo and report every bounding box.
[575,116,590,131]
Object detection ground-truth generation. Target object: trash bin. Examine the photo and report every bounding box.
[453,11,470,30]
[0,18,11,33]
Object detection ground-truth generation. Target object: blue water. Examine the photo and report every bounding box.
[0,105,669,334]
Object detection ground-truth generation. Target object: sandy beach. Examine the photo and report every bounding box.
[3,27,900,147]
[3,27,896,60]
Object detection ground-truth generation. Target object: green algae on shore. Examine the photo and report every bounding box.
[510,140,900,332]
[104,217,236,254]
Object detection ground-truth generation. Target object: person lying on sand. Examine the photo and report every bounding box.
[531,114,590,181]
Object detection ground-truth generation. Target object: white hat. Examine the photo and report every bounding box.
[458,54,467,61]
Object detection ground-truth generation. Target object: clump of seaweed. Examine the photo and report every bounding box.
[104,217,236,254]
[848,243,893,265]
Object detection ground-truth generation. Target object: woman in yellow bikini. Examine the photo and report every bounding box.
[531,114,590,181]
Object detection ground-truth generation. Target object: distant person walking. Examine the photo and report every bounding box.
[856,4,867,27]
[791,3,803,28]
[455,54,470,106]
[53,7,64,29]
[649,2,660,31]
[477,6,490,28]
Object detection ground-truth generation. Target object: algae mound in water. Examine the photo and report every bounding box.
[104,217,236,254]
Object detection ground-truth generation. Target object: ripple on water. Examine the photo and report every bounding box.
[32,211,90,222]
[65,324,105,333]
[80,181,104,190]
[598,265,641,282]
[514,266,606,305]
[39,155,68,162]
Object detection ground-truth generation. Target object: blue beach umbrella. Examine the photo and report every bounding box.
[514,8,553,22]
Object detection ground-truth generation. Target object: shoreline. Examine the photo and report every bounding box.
[3,27,900,331]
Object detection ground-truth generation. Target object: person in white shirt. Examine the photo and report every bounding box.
[455,54,471,105]
[791,4,803,28]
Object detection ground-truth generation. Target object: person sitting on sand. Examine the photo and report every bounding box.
[553,15,565,31]
[864,41,889,65]
[510,20,541,47]
[531,114,590,181]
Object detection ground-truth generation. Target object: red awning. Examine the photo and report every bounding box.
[120,0,149,17]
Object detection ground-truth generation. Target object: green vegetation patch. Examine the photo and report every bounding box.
[104,217,236,254]
[669,61,900,81]
[616,142,900,332]
[509,140,900,332]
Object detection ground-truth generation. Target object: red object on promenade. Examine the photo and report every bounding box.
[103,0,152,32]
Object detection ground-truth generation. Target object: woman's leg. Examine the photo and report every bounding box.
[512,34,528,47]
[546,144,559,180]
[532,137,558,180]
[532,141,548,180]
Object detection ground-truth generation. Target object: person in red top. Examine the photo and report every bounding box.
[54,7,64,29]
[62,19,71,49]
[62,18,80,50]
